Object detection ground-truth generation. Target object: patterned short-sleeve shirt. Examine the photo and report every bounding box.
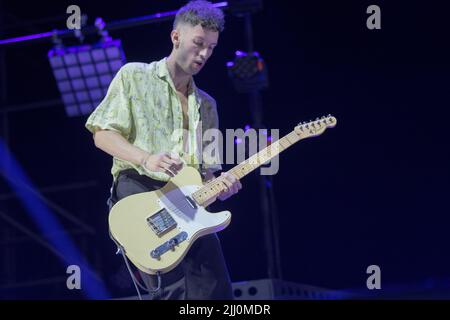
[85,57,222,182]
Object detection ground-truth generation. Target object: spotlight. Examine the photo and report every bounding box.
[227,51,268,93]
[48,39,126,117]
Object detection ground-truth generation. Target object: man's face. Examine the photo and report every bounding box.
[174,23,219,75]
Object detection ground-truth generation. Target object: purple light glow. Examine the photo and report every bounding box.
[0,31,54,45]
[0,1,228,47]
[48,40,123,57]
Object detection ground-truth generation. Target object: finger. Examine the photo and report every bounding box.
[161,155,176,165]
[158,162,175,177]
[221,184,231,194]
[168,152,183,166]
[167,161,181,174]
[223,173,240,193]
[220,176,233,192]
[221,173,233,186]
[222,172,236,184]
[166,168,176,177]
[163,167,175,177]
[224,180,237,194]
[171,154,183,166]
[233,177,242,193]
[167,156,184,169]
[172,160,184,171]
[161,157,181,173]
[174,159,185,172]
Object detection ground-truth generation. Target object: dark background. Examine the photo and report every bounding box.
[1,0,449,299]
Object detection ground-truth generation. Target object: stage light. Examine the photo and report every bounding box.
[227,51,268,93]
[48,39,126,117]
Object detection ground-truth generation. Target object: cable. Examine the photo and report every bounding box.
[116,246,162,300]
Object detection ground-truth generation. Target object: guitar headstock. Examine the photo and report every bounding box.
[294,115,337,138]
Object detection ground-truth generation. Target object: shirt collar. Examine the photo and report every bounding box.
[157,57,201,108]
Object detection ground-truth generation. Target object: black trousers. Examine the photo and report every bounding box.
[108,169,233,300]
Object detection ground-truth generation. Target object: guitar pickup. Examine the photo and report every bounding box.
[147,208,177,237]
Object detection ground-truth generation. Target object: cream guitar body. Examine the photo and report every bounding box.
[109,166,231,275]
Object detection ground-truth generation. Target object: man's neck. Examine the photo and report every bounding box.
[166,55,191,95]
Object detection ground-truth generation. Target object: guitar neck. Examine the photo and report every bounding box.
[230,130,300,179]
[192,130,301,206]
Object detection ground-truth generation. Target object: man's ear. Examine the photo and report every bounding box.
[171,29,180,48]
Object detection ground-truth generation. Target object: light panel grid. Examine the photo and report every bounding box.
[48,39,126,117]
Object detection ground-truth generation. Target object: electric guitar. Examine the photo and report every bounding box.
[109,115,337,274]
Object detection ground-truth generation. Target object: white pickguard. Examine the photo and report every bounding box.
[154,185,230,241]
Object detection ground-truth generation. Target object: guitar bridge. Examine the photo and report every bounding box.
[147,208,177,237]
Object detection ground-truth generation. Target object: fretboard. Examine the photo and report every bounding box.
[192,130,301,206]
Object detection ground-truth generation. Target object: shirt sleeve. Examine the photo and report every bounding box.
[85,65,132,139]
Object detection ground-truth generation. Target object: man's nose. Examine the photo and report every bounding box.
[199,47,209,59]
